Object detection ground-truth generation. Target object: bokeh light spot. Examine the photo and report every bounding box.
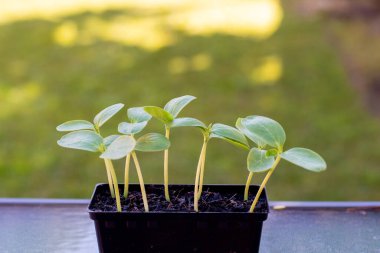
[251,55,282,84]
[53,21,78,47]
[191,53,212,71]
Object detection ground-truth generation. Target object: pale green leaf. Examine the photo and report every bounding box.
[280,148,327,172]
[135,133,170,152]
[163,95,196,118]
[171,117,206,129]
[127,107,152,123]
[144,106,173,124]
[103,135,120,148]
[93,103,124,128]
[236,118,266,148]
[57,130,103,152]
[241,116,286,149]
[100,135,136,160]
[247,148,275,173]
[56,120,95,132]
[118,121,148,135]
[210,123,249,149]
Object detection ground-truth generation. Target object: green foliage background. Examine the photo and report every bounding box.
[1,3,380,200]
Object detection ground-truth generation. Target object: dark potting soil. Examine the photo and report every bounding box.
[90,185,268,213]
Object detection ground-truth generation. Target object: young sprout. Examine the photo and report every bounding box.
[101,132,170,212]
[57,103,124,212]
[118,107,152,198]
[144,95,197,201]
[237,116,327,213]
[193,123,249,212]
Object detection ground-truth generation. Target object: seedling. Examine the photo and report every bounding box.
[57,103,125,212]
[144,95,197,201]
[56,98,327,216]
[101,129,170,212]
[236,116,327,213]
[192,123,250,212]
[117,107,152,198]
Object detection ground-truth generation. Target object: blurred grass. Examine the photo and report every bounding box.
[0,1,380,200]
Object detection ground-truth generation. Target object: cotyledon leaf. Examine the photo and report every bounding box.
[144,106,174,125]
[127,107,152,123]
[240,116,286,149]
[247,148,275,173]
[100,135,136,160]
[280,147,327,172]
[93,103,124,128]
[236,118,266,148]
[57,130,103,152]
[56,120,95,132]
[210,123,249,149]
[134,133,170,152]
[103,135,121,148]
[118,121,148,135]
[163,95,196,118]
[170,117,206,129]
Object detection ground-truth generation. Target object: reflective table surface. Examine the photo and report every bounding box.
[0,199,379,253]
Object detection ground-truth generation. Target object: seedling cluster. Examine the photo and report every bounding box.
[57,95,327,213]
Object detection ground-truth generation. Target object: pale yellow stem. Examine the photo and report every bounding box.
[104,159,115,198]
[124,154,131,197]
[105,159,121,212]
[197,142,208,199]
[194,141,207,212]
[164,127,170,201]
[131,152,149,212]
[249,156,281,213]
[244,172,254,201]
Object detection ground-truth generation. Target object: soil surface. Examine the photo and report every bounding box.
[89,185,268,213]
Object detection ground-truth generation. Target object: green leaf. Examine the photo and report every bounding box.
[127,107,152,123]
[93,103,124,128]
[240,116,286,149]
[135,133,170,152]
[266,149,278,157]
[103,135,120,148]
[144,106,174,124]
[57,130,103,152]
[171,117,206,129]
[118,121,148,135]
[100,135,136,160]
[247,148,275,173]
[280,148,327,172]
[236,118,266,148]
[210,123,249,149]
[56,120,95,132]
[163,95,196,118]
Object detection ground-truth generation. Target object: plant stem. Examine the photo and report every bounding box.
[100,142,115,199]
[131,152,149,212]
[249,155,281,213]
[164,127,170,201]
[194,139,207,212]
[124,154,131,198]
[244,172,254,201]
[104,159,121,212]
[197,141,208,199]
[104,159,115,198]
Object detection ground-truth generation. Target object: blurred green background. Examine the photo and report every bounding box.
[1,0,380,200]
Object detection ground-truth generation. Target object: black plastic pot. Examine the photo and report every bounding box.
[88,184,269,253]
